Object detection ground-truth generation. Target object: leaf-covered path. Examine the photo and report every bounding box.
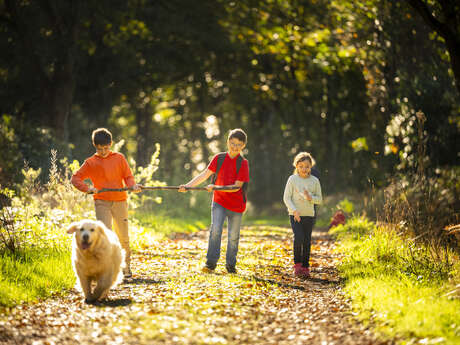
[1,225,391,345]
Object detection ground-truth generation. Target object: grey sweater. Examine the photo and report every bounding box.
[283,174,322,217]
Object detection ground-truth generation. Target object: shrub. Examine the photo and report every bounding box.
[371,111,459,255]
[333,217,457,283]
[0,188,27,254]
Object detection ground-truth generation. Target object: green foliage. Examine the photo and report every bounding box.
[0,150,93,256]
[334,216,460,344]
[0,248,73,307]
[41,150,93,215]
[337,198,355,214]
[350,137,369,153]
[329,215,374,239]
[334,219,455,282]
[0,146,163,306]
[1,154,80,303]
[124,141,164,209]
[345,276,460,344]
[378,170,459,256]
[0,115,23,185]
[0,0,459,212]
[369,109,459,254]
[0,188,24,254]
[133,211,208,242]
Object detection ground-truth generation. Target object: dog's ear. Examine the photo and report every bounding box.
[95,220,107,232]
[67,222,80,234]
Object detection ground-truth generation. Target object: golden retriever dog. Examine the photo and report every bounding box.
[67,219,124,303]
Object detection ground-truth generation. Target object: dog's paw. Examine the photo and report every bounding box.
[84,298,98,305]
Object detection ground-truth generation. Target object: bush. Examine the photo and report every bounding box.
[377,167,459,253]
[370,111,459,255]
[332,217,457,283]
[333,216,460,344]
[0,115,23,186]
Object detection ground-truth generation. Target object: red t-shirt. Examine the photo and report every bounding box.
[207,153,249,213]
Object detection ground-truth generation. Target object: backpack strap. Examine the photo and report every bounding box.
[236,155,247,203]
[211,152,227,184]
[236,155,243,175]
[212,153,247,203]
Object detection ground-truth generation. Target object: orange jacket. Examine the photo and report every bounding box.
[71,151,136,201]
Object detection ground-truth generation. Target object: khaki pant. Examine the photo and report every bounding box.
[94,199,131,268]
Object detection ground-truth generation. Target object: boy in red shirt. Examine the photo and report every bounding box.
[179,128,249,273]
[71,128,141,278]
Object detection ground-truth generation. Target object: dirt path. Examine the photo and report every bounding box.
[0,225,392,345]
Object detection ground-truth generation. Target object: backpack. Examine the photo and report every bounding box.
[211,152,248,202]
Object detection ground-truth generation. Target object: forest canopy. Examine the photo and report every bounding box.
[0,0,459,210]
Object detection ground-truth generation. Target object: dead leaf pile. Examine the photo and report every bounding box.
[0,225,392,345]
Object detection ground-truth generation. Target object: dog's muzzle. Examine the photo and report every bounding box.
[81,240,91,250]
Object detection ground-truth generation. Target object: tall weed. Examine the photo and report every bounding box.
[332,217,457,284]
[0,150,94,254]
[333,216,460,344]
[0,188,27,254]
[371,112,459,260]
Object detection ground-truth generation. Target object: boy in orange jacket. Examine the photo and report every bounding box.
[71,128,141,278]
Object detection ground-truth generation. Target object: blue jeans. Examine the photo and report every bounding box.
[206,202,243,268]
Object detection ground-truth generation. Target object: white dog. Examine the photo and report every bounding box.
[67,219,124,303]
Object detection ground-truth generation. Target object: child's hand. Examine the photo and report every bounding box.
[293,210,301,222]
[303,190,312,201]
[87,187,98,194]
[206,184,215,192]
[178,184,188,193]
[132,184,142,193]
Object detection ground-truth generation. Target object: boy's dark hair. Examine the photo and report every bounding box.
[92,128,112,146]
[228,128,247,144]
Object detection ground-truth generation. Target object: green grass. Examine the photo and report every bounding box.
[134,208,293,237]
[331,217,460,344]
[0,248,74,307]
[134,210,209,237]
[244,215,287,227]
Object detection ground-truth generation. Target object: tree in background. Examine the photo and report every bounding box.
[0,0,458,211]
[407,0,460,96]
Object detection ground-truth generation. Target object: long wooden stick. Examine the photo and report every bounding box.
[94,185,239,194]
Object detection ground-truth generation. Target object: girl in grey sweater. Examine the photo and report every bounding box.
[283,152,322,277]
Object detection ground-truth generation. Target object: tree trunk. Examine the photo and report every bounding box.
[41,57,76,143]
[5,0,79,142]
[407,0,460,96]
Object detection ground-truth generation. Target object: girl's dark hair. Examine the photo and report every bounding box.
[228,128,247,144]
[92,128,112,146]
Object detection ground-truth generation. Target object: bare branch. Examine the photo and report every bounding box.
[407,0,458,44]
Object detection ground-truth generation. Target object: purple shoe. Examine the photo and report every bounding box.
[294,263,303,276]
[301,266,310,278]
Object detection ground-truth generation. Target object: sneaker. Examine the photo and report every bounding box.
[301,266,310,278]
[293,263,303,276]
[226,265,237,274]
[123,267,132,278]
[201,265,215,273]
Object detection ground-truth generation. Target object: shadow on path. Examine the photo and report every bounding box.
[91,298,133,307]
[123,277,164,285]
[243,274,339,291]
